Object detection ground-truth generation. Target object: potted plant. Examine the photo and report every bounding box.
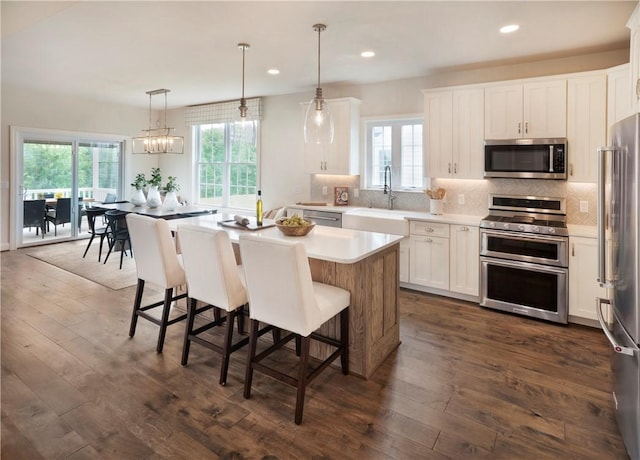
[130,173,147,206]
[146,167,163,208]
[162,175,180,211]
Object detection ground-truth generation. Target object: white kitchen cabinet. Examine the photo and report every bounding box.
[424,87,484,179]
[304,97,361,175]
[408,221,449,289]
[567,73,606,183]
[449,224,479,296]
[286,207,304,217]
[568,236,608,322]
[607,64,632,133]
[484,80,567,139]
[424,90,453,178]
[627,4,640,114]
[399,238,410,283]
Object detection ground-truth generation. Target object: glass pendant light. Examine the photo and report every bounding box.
[233,42,257,145]
[304,24,334,144]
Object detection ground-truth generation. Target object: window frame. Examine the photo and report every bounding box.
[363,114,424,191]
[192,121,260,210]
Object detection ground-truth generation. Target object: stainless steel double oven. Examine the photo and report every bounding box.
[479,195,569,323]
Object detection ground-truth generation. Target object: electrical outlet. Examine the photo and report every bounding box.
[580,201,589,213]
[353,188,359,198]
[322,186,328,196]
[458,194,465,205]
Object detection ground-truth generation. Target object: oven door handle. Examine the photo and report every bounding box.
[481,229,566,244]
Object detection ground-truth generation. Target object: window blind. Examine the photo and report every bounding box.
[184,97,262,126]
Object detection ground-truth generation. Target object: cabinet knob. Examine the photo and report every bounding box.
[426,238,432,243]
[454,163,457,174]
[570,164,574,176]
[426,227,434,232]
[525,122,529,134]
[448,163,451,174]
[460,226,468,232]
[518,122,521,134]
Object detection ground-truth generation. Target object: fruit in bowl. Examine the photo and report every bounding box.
[276,215,315,236]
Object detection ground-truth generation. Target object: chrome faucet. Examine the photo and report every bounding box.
[383,165,396,209]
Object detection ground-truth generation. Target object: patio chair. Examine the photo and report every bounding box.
[23,200,46,238]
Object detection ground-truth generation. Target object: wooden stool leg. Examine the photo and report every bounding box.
[156,288,173,353]
[294,336,311,425]
[243,319,260,399]
[340,307,349,374]
[219,309,236,386]
[129,279,145,337]
[181,298,198,366]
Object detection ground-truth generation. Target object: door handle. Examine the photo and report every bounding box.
[596,298,635,356]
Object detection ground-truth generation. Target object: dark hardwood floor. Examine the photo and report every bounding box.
[1,248,629,459]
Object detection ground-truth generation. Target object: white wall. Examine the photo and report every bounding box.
[1,48,629,249]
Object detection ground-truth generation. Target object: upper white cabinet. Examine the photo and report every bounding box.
[484,80,567,139]
[566,73,606,183]
[424,87,484,179]
[627,4,640,114]
[304,97,361,175]
[607,64,632,133]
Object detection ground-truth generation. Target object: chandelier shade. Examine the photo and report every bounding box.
[304,24,334,145]
[132,89,184,154]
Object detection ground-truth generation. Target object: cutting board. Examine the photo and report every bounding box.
[219,219,276,231]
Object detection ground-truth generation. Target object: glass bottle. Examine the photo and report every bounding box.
[256,190,263,226]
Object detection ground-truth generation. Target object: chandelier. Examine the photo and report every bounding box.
[132,89,184,154]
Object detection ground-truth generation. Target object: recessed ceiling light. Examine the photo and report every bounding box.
[361,51,375,58]
[500,24,520,34]
[267,68,280,75]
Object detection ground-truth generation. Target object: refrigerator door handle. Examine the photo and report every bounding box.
[597,146,615,287]
[596,297,635,356]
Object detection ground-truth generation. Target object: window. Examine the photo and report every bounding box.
[365,117,423,190]
[194,122,258,209]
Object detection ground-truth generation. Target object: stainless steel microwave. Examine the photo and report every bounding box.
[484,138,567,179]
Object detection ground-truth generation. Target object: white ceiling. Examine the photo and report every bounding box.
[2,1,637,109]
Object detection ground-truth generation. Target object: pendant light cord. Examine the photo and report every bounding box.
[316,25,321,89]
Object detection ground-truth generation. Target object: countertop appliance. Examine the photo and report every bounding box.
[596,113,640,460]
[484,138,567,179]
[480,194,568,323]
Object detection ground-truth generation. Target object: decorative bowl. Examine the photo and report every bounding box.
[275,219,315,237]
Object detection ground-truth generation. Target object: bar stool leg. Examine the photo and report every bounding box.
[181,297,198,366]
[294,336,311,425]
[340,307,350,374]
[156,288,174,353]
[243,319,260,399]
[129,279,145,337]
[219,309,236,386]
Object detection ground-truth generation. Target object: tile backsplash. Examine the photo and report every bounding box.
[310,175,597,225]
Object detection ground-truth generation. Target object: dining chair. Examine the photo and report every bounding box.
[178,225,258,385]
[126,213,187,353]
[82,207,108,261]
[239,233,350,424]
[45,197,71,236]
[23,199,46,238]
[103,210,131,269]
[103,193,117,203]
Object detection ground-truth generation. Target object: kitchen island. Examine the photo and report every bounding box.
[169,213,403,379]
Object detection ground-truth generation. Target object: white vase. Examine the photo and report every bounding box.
[146,186,162,208]
[162,191,179,211]
[131,188,146,206]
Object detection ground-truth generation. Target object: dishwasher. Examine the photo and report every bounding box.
[302,209,342,228]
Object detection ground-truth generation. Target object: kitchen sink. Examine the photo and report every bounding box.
[342,208,409,236]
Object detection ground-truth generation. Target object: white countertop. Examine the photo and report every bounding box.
[286,204,484,226]
[168,213,403,264]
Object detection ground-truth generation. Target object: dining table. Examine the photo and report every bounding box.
[168,212,403,379]
[93,202,216,220]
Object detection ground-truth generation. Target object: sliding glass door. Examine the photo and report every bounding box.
[12,127,125,248]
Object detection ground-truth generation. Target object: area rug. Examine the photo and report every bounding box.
[25,239,137,290]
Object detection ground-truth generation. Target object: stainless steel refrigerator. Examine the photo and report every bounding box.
[597,113,640,460]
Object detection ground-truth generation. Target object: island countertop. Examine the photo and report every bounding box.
[168,213,404,264]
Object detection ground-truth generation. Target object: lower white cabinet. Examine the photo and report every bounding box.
[407,220,479,299]
[568,236,608,321]
[450,224,479,296]
[399,238,410,283]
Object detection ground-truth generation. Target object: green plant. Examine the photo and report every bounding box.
[164,176,180,193]
[130,173,147,190]
[148,167,162,187]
